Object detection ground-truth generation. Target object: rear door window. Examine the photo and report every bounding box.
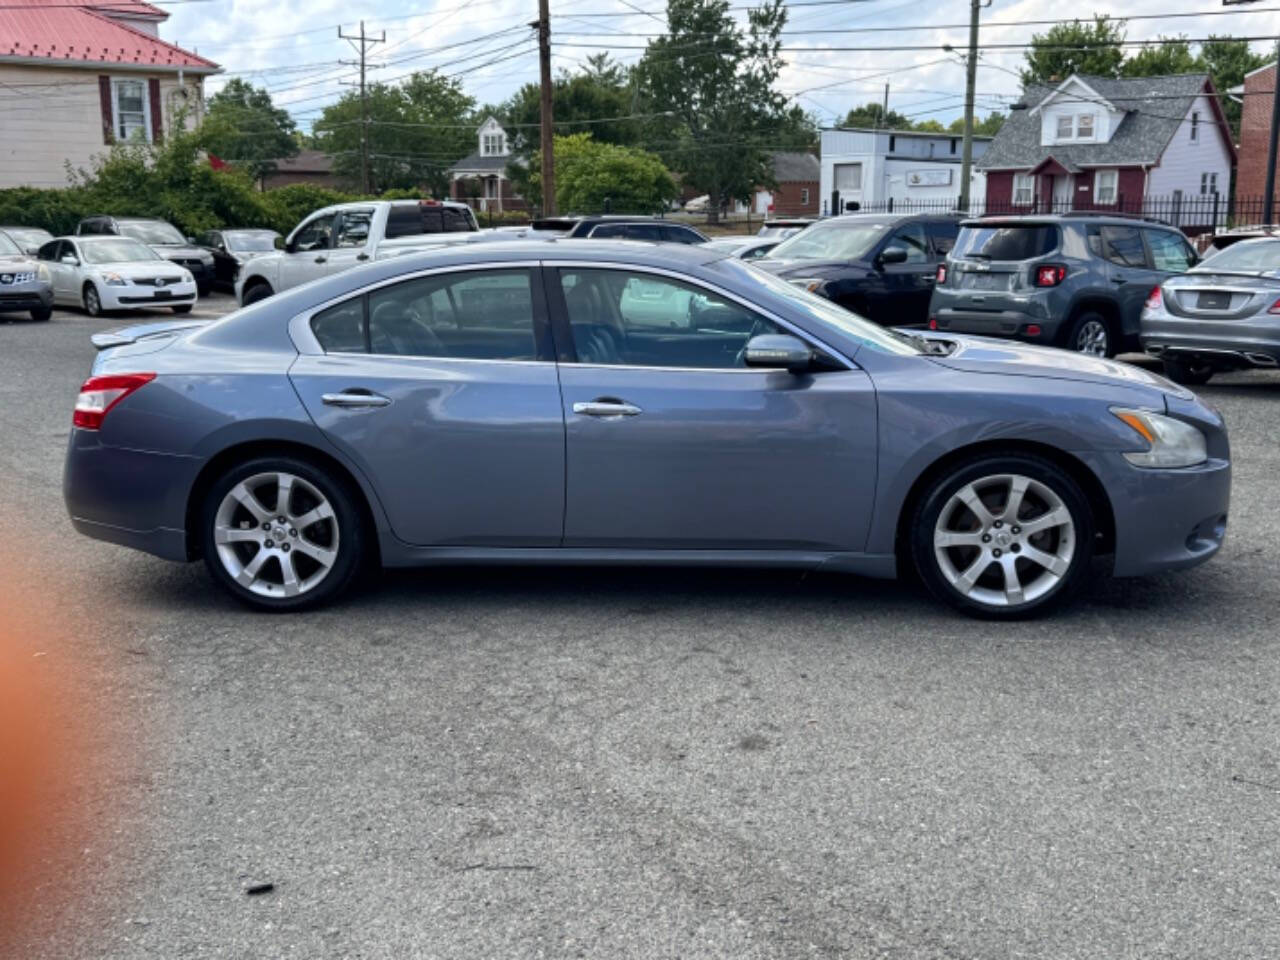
[589,224,627,239]
[1097,225,1149,268]
[925,220,959,257]
[334,209,374,248]
[1145,228,1197,273]
[624,224,664,242]
[384,204,477,238]
[954,224,1059,261]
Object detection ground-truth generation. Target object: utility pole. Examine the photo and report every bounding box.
[957,0,985,213]
[339,21,385,195]
[1265,37,1280,226]
[536,0,556,215]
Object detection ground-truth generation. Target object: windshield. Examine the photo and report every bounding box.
[1194,238,1280,274]
[226,232,278,252]
[954,224,1059,261]
[3,228,49,249]
[118,221,186,245]
[81,239,162,264]
[730,261,922,356]
[0,233,20,256]
[768,220,887,261]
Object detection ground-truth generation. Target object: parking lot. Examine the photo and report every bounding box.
[3,295,1280,958]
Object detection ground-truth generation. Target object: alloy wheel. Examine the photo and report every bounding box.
[1073,319,1109,357]
[932,473,1075,609]
[84,286,101,317]
[212,471,340,599]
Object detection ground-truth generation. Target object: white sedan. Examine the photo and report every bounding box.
[38,236,197,316]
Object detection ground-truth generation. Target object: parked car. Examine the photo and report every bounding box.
[66,240,1229,618]
[195,228,282,291]
[1141,235,1280,385]
[0,225,54,256]
[76,216,215,297]
[0,230,53,321]
[702,236,779,260]
[37,236,196,316]
[557,216,708,244]
[235,199,480,306]
[757,212,960,327]
[929,214,1200,357]
[757,218,812,240]
[684,195,710,212]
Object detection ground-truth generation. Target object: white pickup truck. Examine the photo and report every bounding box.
[235,199,481,305]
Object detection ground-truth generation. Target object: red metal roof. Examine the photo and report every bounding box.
[0,0,219,71]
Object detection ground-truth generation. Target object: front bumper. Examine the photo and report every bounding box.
[99,282,198,310]
[63,428,198,562]
[1141,306,1280,368]
[0,280,53,313]
[161,256,213,288]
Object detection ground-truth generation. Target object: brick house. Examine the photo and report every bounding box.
[448,116,527,213]
[751,152,820,216]
[259,150,350,191]
[1234,61,1279,209]
[0,0,219,189]
[980,73,1234,223]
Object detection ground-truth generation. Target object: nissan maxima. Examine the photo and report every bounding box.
[64,241,1230,618]
[38,236,198,316]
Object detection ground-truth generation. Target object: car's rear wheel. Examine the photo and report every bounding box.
[82,282,103,318]
[910,454,1094,619]
[1162,356,1214,386]
[202,457,365,611]
[1066,311,1113,358]
[242,282,273,305]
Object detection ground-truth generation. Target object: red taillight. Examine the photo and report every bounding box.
[1035,264,1067,287]
[928,316,938,330]
[1144,286,1163,312]
[1268,297,1280,315]
[936,264,947,284]
[1025,324,1042,337]
[72,373,155,430]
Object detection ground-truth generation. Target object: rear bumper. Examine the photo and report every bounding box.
[932,306,1065,344]
[63,429,198,562]
[1140,309,1280,367]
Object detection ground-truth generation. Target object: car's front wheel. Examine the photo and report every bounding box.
[910,454,1094,618]
[201,457,365,611]
[30,303,52,322]
[1162,356,1214,386]
[241,282,273,306]
[82,282,103,318]
[172,304,193,315]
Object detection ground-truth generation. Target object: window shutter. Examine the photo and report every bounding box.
[148,78,163,142]
[98,76,114,144]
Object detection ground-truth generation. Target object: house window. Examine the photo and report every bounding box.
[1190,111,1200,142]
[1013,172,1034,205]
[1056,115,1073,141]
[834,163,862,191]
[112,78,150,141]
[1076,114,1094,140]
[481,133,505,156]
[800,188,810,205]
[950,138,957,154]
[1094,169,1118,205]
[1201,171,1218,195]
[888,135,896,152]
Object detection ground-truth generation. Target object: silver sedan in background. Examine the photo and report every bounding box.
[1142,236,1280,385]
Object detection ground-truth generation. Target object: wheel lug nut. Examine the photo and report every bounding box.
[993,520,1003,528]
[289,528,297,537]
[981,534,991,543]
[281,543,291,553]
[263,539,273,549]
[261,522,271,531]
[276,515,286,524]
[1011,543,1021,553]
[1011,525,1021,534]
[993,548,1002,558]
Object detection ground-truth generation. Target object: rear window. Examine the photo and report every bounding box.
[385,204,477,238]
[954,224,1059,261]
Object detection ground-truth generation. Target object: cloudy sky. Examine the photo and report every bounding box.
[164,0,1280,132]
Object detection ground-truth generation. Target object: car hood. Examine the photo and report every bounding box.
[149,244,208,258]
[754,258,854,276]
[89,259,189,278]
[0,254,37,270]
[926,333,1190,400]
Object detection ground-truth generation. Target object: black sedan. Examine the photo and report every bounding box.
[759,213,959,327]
[196,228,281,291]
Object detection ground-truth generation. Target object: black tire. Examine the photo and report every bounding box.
[30,303,52,322]
[82,282,103,318]
[242,282,273,306]
[201,455,366,612]
[1064,310,1114,358]
[910,453,1095,619]
[172,304,194,315]
[1162,356,1214,386]
[196,282,211,298]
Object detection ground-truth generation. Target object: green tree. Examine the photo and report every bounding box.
[634,0,793,223]
[947,112,1006,136]
[312,70,475,195]
[841,102,912,130]
[1021,17,1126,85]
[1200,35,1267,135]
[521,133,677,213]
[501,54,643,151]
[201,78,299,184]
[1120,36,1198,78]
[912,119,946,133]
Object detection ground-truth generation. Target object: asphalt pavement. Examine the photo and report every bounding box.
[1,296,1278,959]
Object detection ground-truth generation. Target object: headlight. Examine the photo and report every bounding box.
[788,277,825,293]
[1111,407,1207,468]
[98,272,128,286]
[36,264,50,283]
[182,271,193,283]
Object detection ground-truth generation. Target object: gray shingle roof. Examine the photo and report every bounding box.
[977,73,1212,172]
[449,152,512,174]
[771,151,819,182]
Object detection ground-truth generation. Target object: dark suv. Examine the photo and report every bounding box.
[757,212,960,327]
[928,213,1199,357]
[76,216,215,295]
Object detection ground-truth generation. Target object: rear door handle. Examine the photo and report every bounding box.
[1110,275,1127,284]
[314,255,328,264]
[573,398,642,418]
[322,390,392,408]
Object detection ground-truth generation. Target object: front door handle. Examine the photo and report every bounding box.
[1110,275,1127,284]
[314,255,328,264]
[573,398,642,418]
[322,390,392,408]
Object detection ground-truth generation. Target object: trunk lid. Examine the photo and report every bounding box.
[1161,271,1280,321]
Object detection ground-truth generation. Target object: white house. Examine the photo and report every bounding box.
[448,116,526,213]
[0,0,219,189]
[819,128,992,216]
[977,73,1235,226]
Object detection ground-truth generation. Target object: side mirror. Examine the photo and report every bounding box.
[284,240,297,254]
[25,245,39,255]
[743,333,813,372]
[878,245,909,266]
[60,254,79,266]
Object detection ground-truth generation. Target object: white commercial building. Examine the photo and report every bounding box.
[818,128,993,216]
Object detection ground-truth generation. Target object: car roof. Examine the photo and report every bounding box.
[222,227,279,233]
[959,213,1176,229]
